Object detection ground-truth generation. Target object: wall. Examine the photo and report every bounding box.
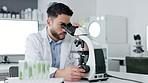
[68,0,96,23]
[38,0,97,23]
[97,0,148,55]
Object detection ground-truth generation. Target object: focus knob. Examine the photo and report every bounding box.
[81,65,90,73]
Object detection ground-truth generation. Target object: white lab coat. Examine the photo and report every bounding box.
[25,27,78,75]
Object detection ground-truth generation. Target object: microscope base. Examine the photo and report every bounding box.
[82,77,108,82]
[89,78,108,82]
[82,73,108,82]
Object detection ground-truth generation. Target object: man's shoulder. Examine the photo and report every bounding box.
[27,31,44,41]
[28,32,41,38]
[28,27,46,38]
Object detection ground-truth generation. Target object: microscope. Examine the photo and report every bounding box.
[61,23,108,82]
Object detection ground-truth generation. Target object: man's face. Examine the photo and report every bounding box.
[47,14,71,41]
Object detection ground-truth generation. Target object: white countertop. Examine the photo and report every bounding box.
[1,71,147,83]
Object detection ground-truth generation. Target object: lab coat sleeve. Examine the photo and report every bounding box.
[25,33,58,77]
[50,67,58,77]
[25,33,44,60]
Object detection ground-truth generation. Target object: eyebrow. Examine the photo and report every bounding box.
[60,22,65,24]
[60,22,71,25]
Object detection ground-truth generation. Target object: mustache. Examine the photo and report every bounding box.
[59,32,67,35]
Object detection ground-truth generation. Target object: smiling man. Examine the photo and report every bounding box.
[25,2,85,81]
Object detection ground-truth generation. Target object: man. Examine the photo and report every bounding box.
[25,2,85,81]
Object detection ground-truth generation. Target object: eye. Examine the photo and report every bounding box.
[61,23,66,26]
[60,23,66,29]
[67,23,72,27]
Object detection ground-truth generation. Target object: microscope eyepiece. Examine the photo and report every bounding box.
[60,23,77,36]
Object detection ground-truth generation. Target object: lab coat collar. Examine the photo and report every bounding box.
[40,26,48,39]
[40,27,52,64]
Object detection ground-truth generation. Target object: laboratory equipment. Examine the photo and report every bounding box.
[61,23,108,81]
[133,34,144,57]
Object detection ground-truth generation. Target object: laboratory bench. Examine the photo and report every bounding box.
[0,71,147,83]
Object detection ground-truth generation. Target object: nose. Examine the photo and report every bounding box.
[61,28,66,32]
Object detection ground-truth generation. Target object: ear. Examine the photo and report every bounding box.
[46,19,52,26]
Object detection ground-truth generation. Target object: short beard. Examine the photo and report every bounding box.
[50,28,67,40]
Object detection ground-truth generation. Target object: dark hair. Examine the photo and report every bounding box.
[46,2,73,18]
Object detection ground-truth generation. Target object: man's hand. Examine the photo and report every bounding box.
[71,23,81,27]
[54,66,86,81]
